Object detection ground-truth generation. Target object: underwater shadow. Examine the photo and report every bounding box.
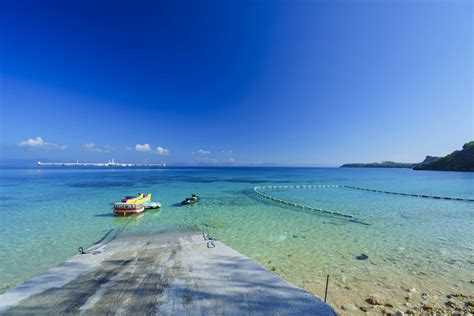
[95,213,115,218]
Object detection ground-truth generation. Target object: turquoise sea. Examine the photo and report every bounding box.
[0,166,473,310]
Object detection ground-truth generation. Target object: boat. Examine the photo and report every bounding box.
[121,196,134,202]
[114,203,145,215]
[114,193,152,215]
[121,193,152,204]
[181,194,200,205]
[142,201,161,209]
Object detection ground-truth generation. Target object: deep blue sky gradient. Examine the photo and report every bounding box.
[1,0,472,165]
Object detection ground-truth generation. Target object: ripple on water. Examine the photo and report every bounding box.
[1,167,473,314]
[68,181,136,188]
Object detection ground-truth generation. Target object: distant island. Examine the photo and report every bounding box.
[414,141,474,172]
[341,141,473,172]
[340,161,418,168]
[340,156,438,169]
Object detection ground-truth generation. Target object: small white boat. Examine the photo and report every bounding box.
[142,202,161,209]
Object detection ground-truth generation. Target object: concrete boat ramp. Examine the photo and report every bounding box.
[0,231,335,315]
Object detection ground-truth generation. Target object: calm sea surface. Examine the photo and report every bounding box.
[1,166,473,308]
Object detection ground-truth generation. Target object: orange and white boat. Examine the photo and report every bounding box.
[113,193,152,215]
[113,202,145,215]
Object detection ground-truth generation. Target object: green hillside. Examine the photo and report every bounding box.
[413,141,474,172]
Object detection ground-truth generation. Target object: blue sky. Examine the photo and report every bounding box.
[0,0,472,166]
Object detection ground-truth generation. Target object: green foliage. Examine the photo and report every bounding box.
[340,142,473,172]
[420,156,439,164]
[413,141,474,172]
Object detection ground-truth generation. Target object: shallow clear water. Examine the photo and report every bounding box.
[0,166,473,309]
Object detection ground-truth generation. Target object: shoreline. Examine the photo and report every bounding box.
[0,230,335,315]
[1,227,473,315]
[1,167,473,315]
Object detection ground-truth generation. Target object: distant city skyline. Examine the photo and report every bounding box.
[1,1,472,166]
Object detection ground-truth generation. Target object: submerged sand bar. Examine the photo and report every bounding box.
[0,231,335,315]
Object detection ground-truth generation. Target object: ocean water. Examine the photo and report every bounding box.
[0,166,473,309]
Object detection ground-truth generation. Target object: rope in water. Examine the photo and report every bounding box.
[190,201,216,247]
[253,185,354,218]
[253,183,474,217]
[78,214,136,254]
[341,185,474,202]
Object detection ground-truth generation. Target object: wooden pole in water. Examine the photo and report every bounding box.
[324,275,330,302]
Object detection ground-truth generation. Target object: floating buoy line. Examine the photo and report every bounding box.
[341,185,474,202]
[253,185,353,218]
[253,184,474,219]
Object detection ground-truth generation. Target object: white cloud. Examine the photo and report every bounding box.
[125,146,133,151]
[194,149,211,155]
[84,143,96,151]
[135,144,152,152]
[220,157,235,165]
[19,137,44,147]
[156,146,169,155]
[18,137,67,150]
[134,144,169,155]
[84,143,113,153]
[84,143,101,152]
[221,150,233,155]
[195,156,218,163]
